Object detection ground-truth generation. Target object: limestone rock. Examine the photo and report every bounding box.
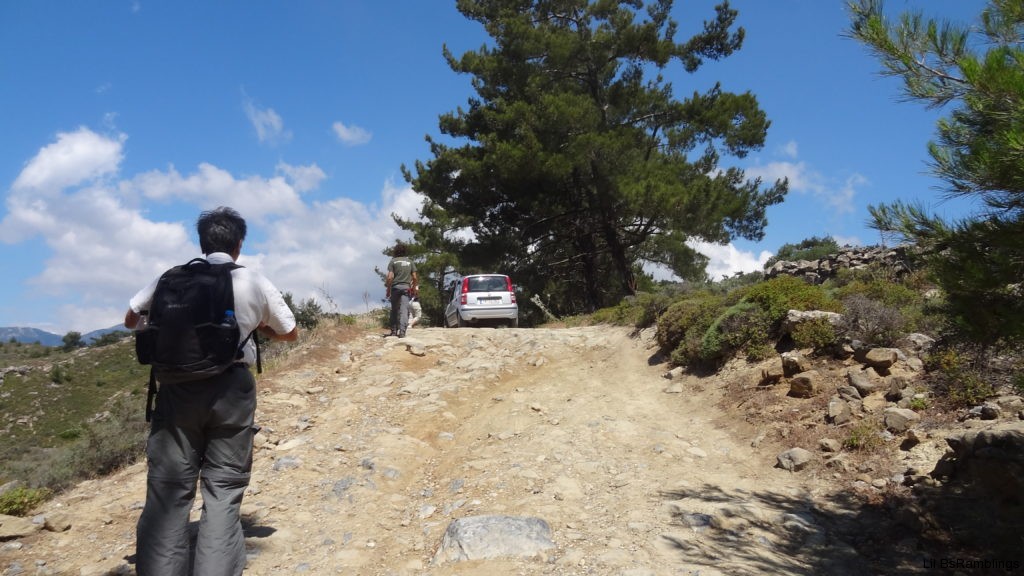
[776,447,814,472]
[781,352,812,377]
[846,370,878,397]
[863,348,899,371]
[433,515,555,564]
[788,370,821,398]
[0,514,40,540]
[827,396,853,425]
[883,407,920,433]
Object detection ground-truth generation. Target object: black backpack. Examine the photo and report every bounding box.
[135,258,260,419]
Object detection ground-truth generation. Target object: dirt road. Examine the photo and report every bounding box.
[2,323,901,575]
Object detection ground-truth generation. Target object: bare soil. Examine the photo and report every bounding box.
[0,322,970,575]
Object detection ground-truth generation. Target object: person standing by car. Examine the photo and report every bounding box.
[125,207,298,576]
[385,242,418,337]
[408,295,423,328]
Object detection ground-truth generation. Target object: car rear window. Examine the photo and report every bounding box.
[469,276,508,292]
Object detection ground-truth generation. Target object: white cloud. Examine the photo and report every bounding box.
[129,163,307,221]
[780,140,798,159]
[2,127,426,331]
[745,160,862,215]
[12,127,124,194]
[243,97,291,144]
[276,162,326,193]
[689,240,773,281]
[333,121,372,146]
[643,241,771,283]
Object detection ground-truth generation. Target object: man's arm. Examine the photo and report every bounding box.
[259,324,298,342]
[124,309,141,330]
[385,270,394,297]
[411,271,419,295]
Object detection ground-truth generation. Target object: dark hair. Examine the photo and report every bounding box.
[197,207,247,255]
[392,242,408,257]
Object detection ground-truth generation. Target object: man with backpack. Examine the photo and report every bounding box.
[385,241,417,338]
[124,207,297,576]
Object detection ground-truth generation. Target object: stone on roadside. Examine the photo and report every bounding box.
[776,447,813,472]
[863,348,899,371]
[827,396,853,425]
[846,370,877,397]
[788,371,821,398]
[433,515,555,564]
[883,407,920,433]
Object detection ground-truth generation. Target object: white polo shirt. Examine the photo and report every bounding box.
[129,252,296,366]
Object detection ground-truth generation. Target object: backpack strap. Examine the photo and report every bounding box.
[145,367,157,422]
[237,329,263,374]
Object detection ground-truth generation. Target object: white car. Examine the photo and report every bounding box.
[444,274,519,328]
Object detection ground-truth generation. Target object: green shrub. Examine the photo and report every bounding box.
[655,291,724,354]
[791,317,837,351]
[14,395,148,492]
[764,236,839,269]
[57,428,83,440]
[926,348,996,408]
[843,419,884,451]
[1012,372,1024,397]
[834,277,921,308]
[741,275,839,322]
[50,364,72,384]
[0,486,51,516]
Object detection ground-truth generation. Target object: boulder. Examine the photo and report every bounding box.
[883,407,920,433]
[788,370,822,398]
[781,309,843,337]
[863,348,899,371]
[0,514,41,540]
[776,448,814,472]
[827,396,853,425]
[895,333,935,356]
[846,370,878,397]
[942,422,1024,506]
[781,351,812,377]
[433,515,555,564]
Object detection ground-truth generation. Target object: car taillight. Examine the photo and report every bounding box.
[506,276,516,303]
[460,277,469,305]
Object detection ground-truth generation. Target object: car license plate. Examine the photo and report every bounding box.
[477,297,499,303]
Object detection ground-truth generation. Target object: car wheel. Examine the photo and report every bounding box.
[510,317,519,328]
[456,313,467,328]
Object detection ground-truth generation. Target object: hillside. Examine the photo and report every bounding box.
[0,321,1020,575]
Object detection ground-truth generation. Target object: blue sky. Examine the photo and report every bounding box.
[0,1,986,334]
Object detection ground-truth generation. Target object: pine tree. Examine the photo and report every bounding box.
[402,0,787,316]
[849,0,1024,349]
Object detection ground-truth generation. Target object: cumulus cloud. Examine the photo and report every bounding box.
[689,240,773,280]
[11,127,124,194]
[745,160,862,215]
[779,140,799,159]
[333,121,372,146]
[243,96,291,144]
[2,126,427,332]
[276,162,326,193]
[128,163,307,222]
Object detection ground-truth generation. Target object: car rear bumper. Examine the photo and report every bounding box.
[461,305,518,321]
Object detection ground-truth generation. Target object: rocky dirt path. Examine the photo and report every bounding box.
[3,323,903,575]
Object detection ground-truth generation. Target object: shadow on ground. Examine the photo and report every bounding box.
[659,482,1023,576]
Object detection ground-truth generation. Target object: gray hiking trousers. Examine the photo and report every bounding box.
[136,364,256,576]
[389,285,411,333]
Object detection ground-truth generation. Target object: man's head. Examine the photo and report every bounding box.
[197,207,247,256]
[392,242,408,257]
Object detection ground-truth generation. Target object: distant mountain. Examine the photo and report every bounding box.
[0,325,128,346]
[0,326,63,346]
[84,325,131,343]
